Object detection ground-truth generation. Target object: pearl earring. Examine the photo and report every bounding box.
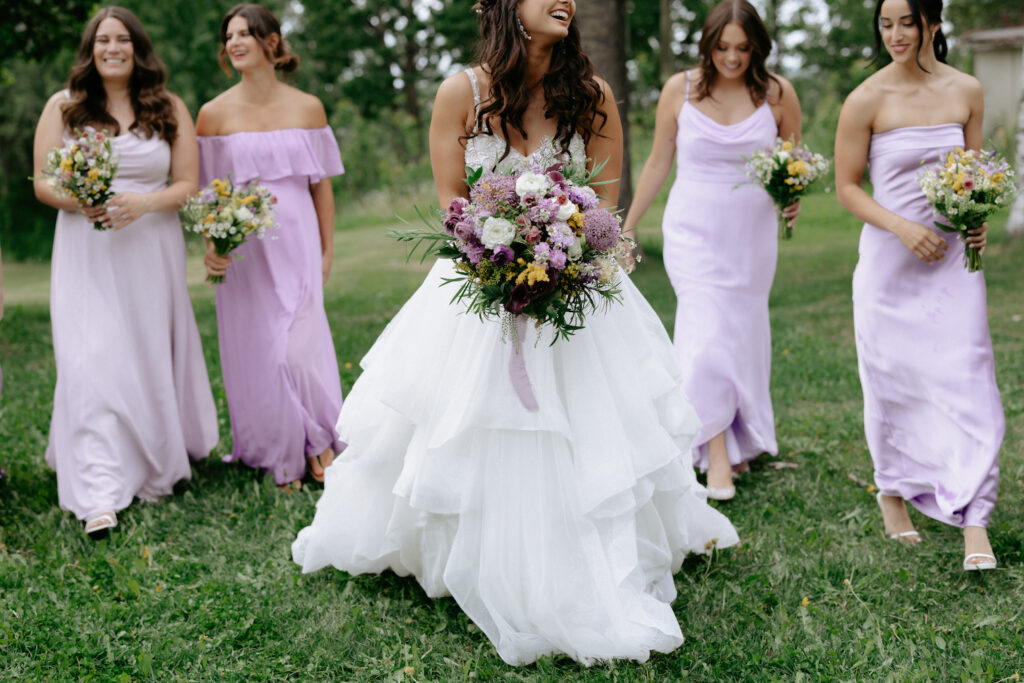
[517,13,533,41]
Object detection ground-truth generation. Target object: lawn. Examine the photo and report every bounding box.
[1,192,1022,681]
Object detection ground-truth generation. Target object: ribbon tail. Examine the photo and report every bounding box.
[508,315,539,412]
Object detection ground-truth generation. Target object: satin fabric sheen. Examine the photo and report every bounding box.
[663,85,780,471]
[46,130,218,519]
[197,127,346,484]
[854,124,1003,527]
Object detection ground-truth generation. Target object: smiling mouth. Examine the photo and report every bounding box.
[551,10,570,21]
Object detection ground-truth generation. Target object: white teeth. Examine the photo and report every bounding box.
[551,10,568,20]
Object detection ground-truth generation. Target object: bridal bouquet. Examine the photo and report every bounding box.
[743,138,830,239]
[41,129,119,230]
[917,147,1016,272]
[393,161,635,342]
[180,176,278,284]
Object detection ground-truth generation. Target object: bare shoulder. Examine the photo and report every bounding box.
[843,71,885,115]
[947,66,982,98]
[767,73,797,105]
[196,88,238,135]
[661,71,689,97]
[435,70,476,112]
[277,84,326,127]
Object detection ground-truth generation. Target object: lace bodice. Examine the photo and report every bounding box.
[462,68,587,174]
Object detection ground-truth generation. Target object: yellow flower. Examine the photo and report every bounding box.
[787,159,808,176]
[515,262,549,286]
[86,168,100,182]
[781,140,794,151]
[568,212,585,233]
[801,596,810,607]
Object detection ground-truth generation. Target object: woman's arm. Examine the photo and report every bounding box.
[33,92,88,214]
[429,73,475,209]
[622,72,685,235]
[587,78,624,210]
[773,75,802,143]
[311,179,335,284]
[834,87,947,263]
[104,95,198,229]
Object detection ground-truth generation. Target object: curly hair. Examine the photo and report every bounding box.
[62,6,177,144]
[218,4,300,77]
[469,0,607,161]
[872,0,948,71]
[695,0,780,106]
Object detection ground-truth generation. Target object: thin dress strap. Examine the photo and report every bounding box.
[464,68,481,132]
[683,71,691,102]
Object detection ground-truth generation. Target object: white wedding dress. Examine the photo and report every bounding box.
[292,70,739,666]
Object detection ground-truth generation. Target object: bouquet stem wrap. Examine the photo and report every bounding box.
[508,315,539,412]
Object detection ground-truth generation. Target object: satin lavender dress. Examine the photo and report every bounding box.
[662,75,779,471]
[854,124,1003,528]
[46,129,219,520]
[198,127,345,484]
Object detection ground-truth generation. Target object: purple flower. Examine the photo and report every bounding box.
[454,220,476,242]
[505,271,558,314]
[444,197,469,234]
[548,249,566,271]
[470,173,519,214]
[581,209,621,251]
[490,244,514,265]
[568,185,600,211]
[463,242,486,265]
[527,198,561,224]
[547,222,575,249]
[533,242,551,262]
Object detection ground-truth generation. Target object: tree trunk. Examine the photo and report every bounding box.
[574,0,633,213]
[660,0,673,82]
[1008,46,1024,237]
[767,0,782,71]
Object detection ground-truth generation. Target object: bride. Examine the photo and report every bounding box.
[292,0,738,665]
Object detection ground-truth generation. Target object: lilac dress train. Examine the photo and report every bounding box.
[198,127,345,484]
[662,75,779,471]
[854,124,1003,528]
[46,128,219,520]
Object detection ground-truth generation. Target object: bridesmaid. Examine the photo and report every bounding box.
[32,7,219,536]
[835,0,1002,570]
[623,0,801,499]
[197,3,345,489]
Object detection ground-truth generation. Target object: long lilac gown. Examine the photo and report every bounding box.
[46,128,219,520]
[291,68,738,666]
[853,124,1003,528]
[197,127,345,485]
[662,75,779,471]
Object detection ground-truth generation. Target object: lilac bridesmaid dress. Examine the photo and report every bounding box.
[46,129,219,520]
[198,126,345,484]
[854,124,1003,528]
[662,74,779,471]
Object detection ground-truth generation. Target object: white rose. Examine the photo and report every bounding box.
[567,235,584,261]
[777,150,791,162]
[556,200,577,221]
[234,206,254,223]
[480,216,516,249]
[515,172,551,199]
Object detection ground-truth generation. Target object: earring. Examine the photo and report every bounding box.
[517,12,533,41]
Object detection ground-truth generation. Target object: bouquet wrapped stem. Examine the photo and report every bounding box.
[743,138,830,240]
[40,129,119,230]
[180,176,278,284]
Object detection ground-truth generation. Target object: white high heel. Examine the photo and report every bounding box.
[85,511,118,538]
[963,553,997,571]
[875,492,921,544]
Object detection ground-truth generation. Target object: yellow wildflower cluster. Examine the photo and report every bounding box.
[515,261,549,287]
[567,211,585,235]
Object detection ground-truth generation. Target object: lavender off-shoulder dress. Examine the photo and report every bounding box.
[854,124,1004,528]
[662,75,780,471]
[198,126,346,484]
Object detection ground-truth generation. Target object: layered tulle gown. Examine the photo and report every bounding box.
[46,128,218,520]
[292,69,738,666]
[854,124,1003,527]
[662,75,779,470]
[197,127,345,484]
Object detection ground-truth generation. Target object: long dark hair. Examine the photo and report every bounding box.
[62,7,177,143]
[695,0,779,105]
[218,4,299,77]
[469,0,606,161]
[872,0,948,70]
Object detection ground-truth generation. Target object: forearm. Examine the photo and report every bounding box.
[311,180,335,255]
[34,180,81,212]
[142,179,197,213]
[836,182,906,234]
[623,157,673,234]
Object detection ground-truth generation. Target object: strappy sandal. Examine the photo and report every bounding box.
[963,553,997,571]
[85,511,117,539]
[876,492,922,545]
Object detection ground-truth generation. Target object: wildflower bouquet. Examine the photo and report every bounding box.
[180,176,278,284]
[42,129,119,230]
[743,137,830,239]
[392,160,635,342]
[917,147,1016,272]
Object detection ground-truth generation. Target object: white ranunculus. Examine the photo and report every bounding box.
[234,206,254,223]
[515,172,551,199]
[567,235,584,261]
[556,199,578,221]
[777,150,791,163]
[480,216,516,249]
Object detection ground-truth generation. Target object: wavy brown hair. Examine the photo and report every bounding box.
[469,0,607,161]
[218,4,299,77]
[62,6,177,143]
[695,0,780,105]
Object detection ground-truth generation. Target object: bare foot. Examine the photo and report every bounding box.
[876,493,921,545]
[307,447,335,483]
[706,433,733,491]
[963,526,996,568]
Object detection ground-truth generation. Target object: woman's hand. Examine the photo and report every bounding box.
[893,218,949,263]
[102,192,149,230]
[322,251,333,286]
[965,222,987,253]
[80,203,108,223]
[204,241,231,281]
[781,200,801,228]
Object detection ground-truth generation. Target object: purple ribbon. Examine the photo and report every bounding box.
[508,316,539,412]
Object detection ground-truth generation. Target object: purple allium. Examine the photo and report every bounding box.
[547,222,575,249]
[581,209,621,251]
[470,173,519,214]
[490,244,514,266]
[568,185,600,211]
[548,249,567,271]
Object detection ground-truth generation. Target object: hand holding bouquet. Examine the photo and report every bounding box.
[41,129,119,230]
[744,138,830,239]
[181,176,278,284]
[392,160,635,342]
[917,147,1016,272]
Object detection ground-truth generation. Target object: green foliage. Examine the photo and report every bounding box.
[0,0,91,64]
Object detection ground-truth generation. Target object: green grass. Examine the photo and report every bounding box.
[1,193,1023,681]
